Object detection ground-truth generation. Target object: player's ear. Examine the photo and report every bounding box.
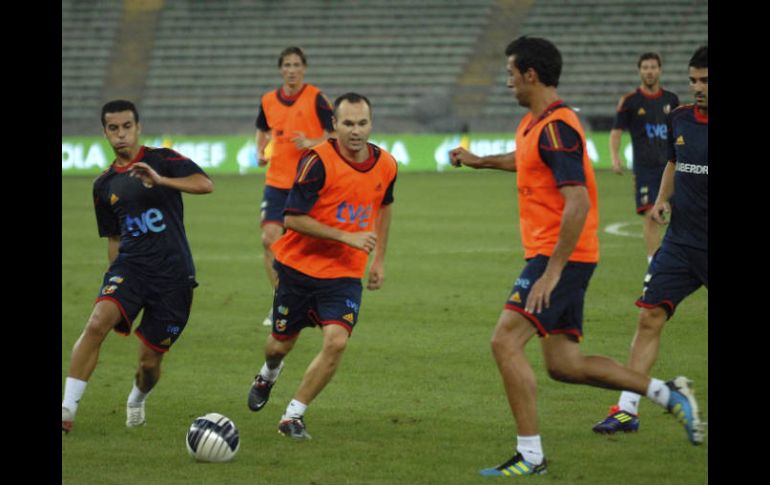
[136,121,142,136]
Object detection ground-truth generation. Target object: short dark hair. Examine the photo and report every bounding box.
[638,52,662,68]
[278,46,307,68]
[689,45,707,69]
[101,99,139,127]
[333,92,373,119]
[504,36,562,87]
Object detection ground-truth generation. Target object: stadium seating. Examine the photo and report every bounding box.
[61,0,707,134]
[481,0,708,129]
[61,0,122,130]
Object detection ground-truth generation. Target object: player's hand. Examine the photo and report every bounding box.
[448,147,481,168]
[343,231,377,253]
[611,158,624,175]
[129,162,163,188]
[650,201,671,224]
[291,131,311,150]
[367,262,385,290]
[525,271,561,315]
[257,153,269,167]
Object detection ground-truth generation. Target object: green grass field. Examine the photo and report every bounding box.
[62,170,707,485]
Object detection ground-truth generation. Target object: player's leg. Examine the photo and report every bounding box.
[594,242,704,433]
[249,262,310,412]
[261,222,283,290]
[126,285,192,427]
[259,186,288,326]
[480,309,548,476]
[62,299,125,433]
[634,168,662,263]
[278,323,349,440]
[125,343,164,428]
[293,323,349,405]
[248,334,297,412]
[540,333,650,392]
[641,208,661,263]
[544,334,703,444]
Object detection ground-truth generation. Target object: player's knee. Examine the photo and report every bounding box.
[490,334,522,361]
[83,314,114,340]
[323,330,348,356]
[545,361,580,383]
[638,307,667,334]
[261,225,282,248]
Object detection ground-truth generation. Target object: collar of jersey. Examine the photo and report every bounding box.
[638,87,664,99]
[523,100,567,136]
[330,139,378,172]
[112,146,145,173]
[692,105,708,124]
[278,84,307,104]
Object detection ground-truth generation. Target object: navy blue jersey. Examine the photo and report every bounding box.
[664,105,708,250]
[614,88,680,169]
[93,146,209,286]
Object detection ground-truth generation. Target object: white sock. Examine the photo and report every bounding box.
[516,435,544,465]
[62,377,88,415]
[646,378,671,408]
[618,391,641,415]
[282,399,307,420]
[127,382,149,404]
[260,361,284,382]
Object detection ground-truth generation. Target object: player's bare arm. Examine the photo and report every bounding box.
[367,204,392,290]
[609,128,624,175]
[651,160,676,224]
[449,147,517,171]
[107,235,120,264]
[256,129,271,166]
[284,214,377,253]
[129,162,214,194]
[525,185,590,314]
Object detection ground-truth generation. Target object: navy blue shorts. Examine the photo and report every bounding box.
[271,261,363,340]
[504,255,597,341]
[637,240,708,318]
[95,265,194,353]
[633,165,665,214]
[261,185,290,227]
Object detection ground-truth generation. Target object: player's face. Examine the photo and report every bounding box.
[103,111,141,159]
[688,66,708,110]
[638,59,661,89]
[280,54,306,89]
[506,56,530,107]
[333,100,372,156]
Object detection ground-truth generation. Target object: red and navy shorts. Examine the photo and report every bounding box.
[636,240,708,319]
[260,185,290,227]
[271,261,362,341]
[633,165,665,214]
[504,255,596,341]
[95,265,194,353]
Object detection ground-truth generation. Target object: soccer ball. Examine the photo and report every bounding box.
[186,413,240,462]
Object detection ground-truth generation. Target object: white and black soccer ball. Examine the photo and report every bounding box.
[186,413,240,462]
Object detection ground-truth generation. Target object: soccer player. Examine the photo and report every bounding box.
[61,100,213,433]
[246,93,397,440]
[255,46,334,326]
[610,53,680,263]
[593,45,708,435]
[448,37,704,477]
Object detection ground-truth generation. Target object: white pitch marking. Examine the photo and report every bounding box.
[604,221,643,239]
